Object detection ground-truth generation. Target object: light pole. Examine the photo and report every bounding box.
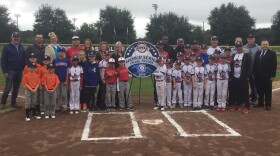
[152,4,158,16]
[72,18,77,33]
[14,14,21,30]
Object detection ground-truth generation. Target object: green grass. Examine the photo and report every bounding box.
[277,55,280,63]
[276,70,280,80]
[129,77,154,95]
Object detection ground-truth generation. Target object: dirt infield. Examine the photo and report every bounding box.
[0,86,280,155]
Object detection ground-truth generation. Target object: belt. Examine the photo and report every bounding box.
[156,80,164,82]
[71,79,79,82]
[120,80,128,82]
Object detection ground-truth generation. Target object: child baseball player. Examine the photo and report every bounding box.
[213,49,221,63]
[153,56,167,110]
[190,52,197,67]
[182,55,194,107]
[22,63,41,121]
[184,44,192,57]
[42,63,60,119]
[172,60,183,108]
[83,51,99,112]
[69,56,84,114]
[105,58,117,111]
[117,57,133,110]
[38,55,51,115]
[165,59,173,108]
[52,46,70,112]
[78,50,87,111]
[192,56,206,110]
[216,53,231,112]
[23,53,41,75]
[198,44,209,66]
[204,55,217,110]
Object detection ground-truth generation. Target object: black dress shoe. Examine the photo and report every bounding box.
[265,106,271,111]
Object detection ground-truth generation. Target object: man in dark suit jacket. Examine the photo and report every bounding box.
[253,39,277,111]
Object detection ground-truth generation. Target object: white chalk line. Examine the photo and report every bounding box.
[81,111,144,141]
[162,110,241,137]
[272,87,280,92]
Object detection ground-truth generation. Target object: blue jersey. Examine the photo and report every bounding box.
[52,58,70,82]
[83,60,99,87]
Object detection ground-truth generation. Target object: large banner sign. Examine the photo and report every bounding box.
[124,41,159,78]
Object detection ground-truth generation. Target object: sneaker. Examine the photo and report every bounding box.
[230,105,240,111]
[34,116,41,120]
[70,111,74,115]
[119,107,123,111]
[221,108,226,112]
[172,104,176,109]
[216,107,221,111]
[45,116,49,119]
[75,111,79,114]
[153,106,159,110]
[51,115,56,119]
[83,103,87,110]
[40,112,45,115]
[160,107,165,111]
[197,107,202,110]
[243,108,250,114]
[265,106,271,111]
[129,107,134,111]
[25,117,31,122]
[209,106,214,110]
[1,105,6,109]
[179,103,183,108]
[167,105,173,109]
[192,107,197,110]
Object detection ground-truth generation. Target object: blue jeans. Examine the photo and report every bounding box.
[1,71,22,105]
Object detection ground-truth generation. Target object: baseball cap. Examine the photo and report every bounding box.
[214,49,221,53]
[177,38,184,43]
[224,47,231,51]
[191,40,199,45]
[235,41,243,47]
[42,55,51,60]
[157,40,164,45]
[88,51,97,57]
[211,36,218,40]
[165,59,173,63]
[220,53,228,59]
[176,52,184,57]
[104,50,110,56]
[208,55,215,59]
[47,63,55,69]
[108,58,115,63]
[57,46,66,52]
[12,32,20,37]
[184,44,191,49]
[247,34,255,38]
[118,57,125,62]
[72,36,79,40]
[196,56,203,61]
[28,62,37,68]
[190,52,196,56]
[28,53,37,58]
[156,56,165,62]
[184,55,191,60]
[175,60,181,65]
[71,56,79,61]
[201,44,208,49]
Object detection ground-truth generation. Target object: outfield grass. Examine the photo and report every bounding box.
[277,55,280,63]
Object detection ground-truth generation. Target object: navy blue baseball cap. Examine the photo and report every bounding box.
[196,56,203,61]
[71,56,79,61]
[220,53,228,59]
[201,44,208,49]
[47,63,55,69]
[165,59,173,63]
[184,55,191,60]
[190,52,196,56]
[176,52,184,57]
[104,50,110,56]
[28,53,37,58]
[88,51,97,57]
[175,60,181,65]
[28,62,37,68]
[57,46,66,52]
[191,40,199,45]
[42,55,51,60]
[157,56,165,61]
[208,55,215,59]
[184,44,191,49]
[214,49,221,53]
[12,32,20,37]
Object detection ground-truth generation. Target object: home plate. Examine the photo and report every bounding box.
[142,119,163,125]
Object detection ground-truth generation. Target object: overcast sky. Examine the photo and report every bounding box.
[1,0,280,38]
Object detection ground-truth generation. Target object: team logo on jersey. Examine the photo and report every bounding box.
[197,72,203,82]
[219,70,226,79]
[125,41,159,77]
[234,59,241,68]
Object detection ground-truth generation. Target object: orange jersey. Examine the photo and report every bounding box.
[38,65,48,79]
[23,63,41,75]
[42,73,60,90]
[22,73,40,89]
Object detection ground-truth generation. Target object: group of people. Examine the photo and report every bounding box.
[153,35,277,114]
[1,32,132,121]
[0,31,277,122]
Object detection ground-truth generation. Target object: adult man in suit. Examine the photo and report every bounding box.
[253,39,277,111]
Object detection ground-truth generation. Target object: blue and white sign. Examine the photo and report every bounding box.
[124,41,159,77]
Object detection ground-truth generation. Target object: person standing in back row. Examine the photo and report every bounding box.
[253,39,277,111]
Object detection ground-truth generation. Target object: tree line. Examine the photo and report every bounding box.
[0,3,280,45]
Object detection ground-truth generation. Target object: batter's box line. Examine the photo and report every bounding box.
[162,110,241,137]
[81,112,144,141]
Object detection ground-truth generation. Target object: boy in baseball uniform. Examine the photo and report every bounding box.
[42,63,60,119]
[204,55,217,110]
[52,46,70,112]
[69,56,84,114]
[38,55,51,115]
[189,52,197,67]
[192,56,205,110]
[172,60,183,108]
[105,58,117,111]
[153,56,167,110]
[165,59,173,108]
[216,53,231,112]
[117,57,133,110]
[182,55,194,107]
[22,63,41,122]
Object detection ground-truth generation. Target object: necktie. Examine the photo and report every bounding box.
[260,51,264,60]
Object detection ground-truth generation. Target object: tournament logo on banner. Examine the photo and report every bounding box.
[124,41,159,77]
